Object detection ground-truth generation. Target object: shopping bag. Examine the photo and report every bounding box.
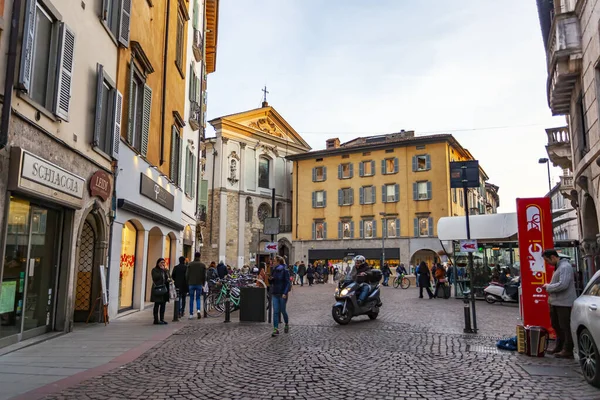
[168,281,177,300]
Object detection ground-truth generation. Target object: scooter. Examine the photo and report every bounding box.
[332,269,382,325]
[484,276,520,304]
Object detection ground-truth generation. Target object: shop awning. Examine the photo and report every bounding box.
[437,213,518,241]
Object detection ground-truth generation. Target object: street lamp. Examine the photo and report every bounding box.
[538,158,551,193]
[379,212,386,268]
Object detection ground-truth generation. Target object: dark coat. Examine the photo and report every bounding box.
[217,262,228,279]
[418,265,432,286]
[171,263,188,293]
[298,264,307,276]
[306,266,315,277]
[186,260,207,286]
[150,266,170,303]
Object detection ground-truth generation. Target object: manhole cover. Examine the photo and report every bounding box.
[520,365,580,378]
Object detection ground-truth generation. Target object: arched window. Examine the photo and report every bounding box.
[258,157,270,188]
[245,197,253,223]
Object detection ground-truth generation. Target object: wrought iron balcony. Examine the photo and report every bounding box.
[545,126,572,170]
[189,100,201,131]
[546,12,582,115]
[192,29,203,62]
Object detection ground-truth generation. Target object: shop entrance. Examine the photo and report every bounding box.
[0,197,62,346]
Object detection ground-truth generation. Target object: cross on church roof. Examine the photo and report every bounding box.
[262,86,269,107]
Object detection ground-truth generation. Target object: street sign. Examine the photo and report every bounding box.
[459,239,478,253]
[450,160,480,188]
[263,217,280,235]
[264,242,278,252]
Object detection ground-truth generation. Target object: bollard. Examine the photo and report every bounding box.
[463,290,472,333]
[173,288,180,322]
[224,297,231,323]
[203,291,208,318]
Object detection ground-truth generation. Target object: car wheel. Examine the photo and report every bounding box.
[579,328,600,387]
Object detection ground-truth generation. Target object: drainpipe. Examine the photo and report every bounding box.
[0,0,23,150]
[159,0,171,165]
[209,145,217,244]
[295,161,299,239]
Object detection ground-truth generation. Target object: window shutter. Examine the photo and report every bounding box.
[323,222,327,239]
[349,163,354,178]
[395,219,400,237]
[184,150,190,195]
[381,185,387,203]
[112,90,123,160]
[141,84,152,157]
[312,222,316,240]
[425,154,431,170]
[428,217,434,237]
[338,189,343,206]
[350,221,355,238]
[323,167,327,181]
[323,191,327,207]
[394,157,399,173]
[427,181,432,200]
[126,62,135,144]
[92,64,104,148]
[412,156,417,172]
[18,0,36,92]
[191,154,196,199]
[371,187,376,204]
[413,183,418,201]
[118,0,132,47]
[55,24,76,121]
[188,64,194,101]
[338,222,342,239]
[178,136,183,187]
[382,219,387,238]
[338,164,342,179]
[312,167,316,182]
[359,187,364,205]
[170,127,177,181]
[349,188,354,205]
[413,218,419,237]
[359,162,364,177]
[359,220,364,238]
[372,220,377,238]
[371,160,376,175]
[381,159,386,175]
[394,184,399,202]
[312,192,316,208]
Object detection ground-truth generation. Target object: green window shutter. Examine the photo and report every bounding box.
[184,149,190,195]
[141,84,152,157]
[191,154,196,199]
[170,127,177,181]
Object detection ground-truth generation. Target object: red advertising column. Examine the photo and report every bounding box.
[516,198,555,334]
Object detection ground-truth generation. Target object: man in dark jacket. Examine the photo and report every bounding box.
[217,261,228,279]
[298,262,307,286]
[171,256,188,317]
[186,252,207,319]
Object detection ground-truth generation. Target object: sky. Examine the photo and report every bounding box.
[206,0,566,213]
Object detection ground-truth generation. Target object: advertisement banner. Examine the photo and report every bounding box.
[516,198,555,334]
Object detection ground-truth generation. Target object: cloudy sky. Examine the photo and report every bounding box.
[207,0,566,212]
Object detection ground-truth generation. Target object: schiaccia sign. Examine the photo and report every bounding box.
[89,170,112,201]
[21,151,85,199]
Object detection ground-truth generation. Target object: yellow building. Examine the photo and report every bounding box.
[287,131,499,269]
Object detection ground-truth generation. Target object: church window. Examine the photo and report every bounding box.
[257,203,271,222]
[259,157,270,188]
[245,197,253,223]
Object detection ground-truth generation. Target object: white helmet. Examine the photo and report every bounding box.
[353,255,366,264]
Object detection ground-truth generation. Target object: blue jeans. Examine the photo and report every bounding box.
[300,275,304,286]
[383,275,390,285]
[189,285,203,315]
[178,291,186,315]
[358,284,370,303]
[272,295,289,330]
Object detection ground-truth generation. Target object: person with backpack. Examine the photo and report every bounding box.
[269,256,290,337]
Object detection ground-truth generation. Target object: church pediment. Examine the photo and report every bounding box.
[247,117,292,140]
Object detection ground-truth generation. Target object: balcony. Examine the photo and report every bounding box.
[546,12,582,115]
[189,100,201,131]
[545,126,572,169]
[559,174,578,204]
[192,29,203,62]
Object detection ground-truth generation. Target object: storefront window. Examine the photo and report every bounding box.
[164,236,172,269]
[119,222,136,310]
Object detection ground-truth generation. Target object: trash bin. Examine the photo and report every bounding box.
[239,287,266,322]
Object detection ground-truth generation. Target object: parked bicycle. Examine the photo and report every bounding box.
[393,273,411,289]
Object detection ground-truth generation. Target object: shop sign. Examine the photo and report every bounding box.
[89,171,112,201]
[140,173,174,211]
[516,198,555,334]
[21,152,84,198]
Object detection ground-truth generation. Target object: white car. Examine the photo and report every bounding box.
[571,270,600,387]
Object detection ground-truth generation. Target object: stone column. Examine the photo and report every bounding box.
[219,191,228,263]
[237,143,246,267]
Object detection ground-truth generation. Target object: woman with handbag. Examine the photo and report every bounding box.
[151,258,171,325]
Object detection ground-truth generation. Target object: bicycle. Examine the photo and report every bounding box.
[393,273,411,289]
[205,279,241,317]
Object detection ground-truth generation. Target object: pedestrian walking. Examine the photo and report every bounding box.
[171,256,188,317]
[217,261,228,279]
[292,262,299,285]
[186,252,206,320]
[433,264,446,298]
[542,249,577,358]
[415,263,420,288]
[151,258,171,325]
[323,264,329,284]
[307,264,315,286]
[381,263,391,286]
[269,256,290,336]
[298,261,307,286]
[418,261,434,299]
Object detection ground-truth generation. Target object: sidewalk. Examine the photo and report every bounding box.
[0,306,183,400]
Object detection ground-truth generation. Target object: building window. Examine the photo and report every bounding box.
[312,166,326,182]
[19,2,75,120]
[459,190,464,207]
[413,181,432,201]
[127,64,152,156]
[577,92,589,153]
[258,157,270,188]
[360,220,377,239]
[360,186,376,205]
[338,188,354,206]
[313,221,327,240]
[175,12,184,73]
[257,203,271,222]
[245,197,253,223]
[338,163,353,179]
[93,64,122,160]
[170,126,182,186]
[382,184,399,203]
[414,217,434,237]
[452,188,457,203]
[101,0,131,45]
[382,158,398,174]
[338,221,354,239]
[413,155,431,171]
[359,160,375,177]
[184,147,196,198]
[383,218,400,238]
[312,191,326,208]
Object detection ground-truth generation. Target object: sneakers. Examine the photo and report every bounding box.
[197,310,202,319]
[189,315,194,320]
[271,329,280,337]
[284,325,289,333]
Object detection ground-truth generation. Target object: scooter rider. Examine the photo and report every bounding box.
[352,255,371,305]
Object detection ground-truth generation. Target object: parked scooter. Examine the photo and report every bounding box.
[484,276,520,304]
[332,263,382,325]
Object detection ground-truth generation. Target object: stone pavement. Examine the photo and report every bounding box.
[3,283,600,399]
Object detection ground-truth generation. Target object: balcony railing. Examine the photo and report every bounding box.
[546,126,570,145]
[545,126,573,170]
[189,100,201,131]
[560,174,574,189]
[192,29,203,62]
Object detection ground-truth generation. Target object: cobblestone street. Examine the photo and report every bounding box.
[38,284,600,399]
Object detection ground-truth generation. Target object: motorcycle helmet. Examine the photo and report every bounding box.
[353,255,366,264]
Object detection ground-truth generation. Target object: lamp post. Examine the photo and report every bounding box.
[379,212,386,268]
[538,158,551,193]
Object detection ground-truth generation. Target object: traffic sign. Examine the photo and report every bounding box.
[459,239,477,253]
[264,242,278,252]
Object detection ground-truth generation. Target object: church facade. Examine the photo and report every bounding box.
[202,102,311,266]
